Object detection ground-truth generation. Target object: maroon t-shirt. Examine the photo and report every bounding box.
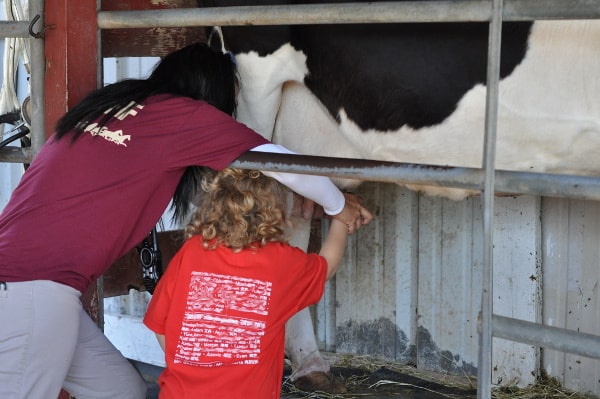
[0,94,268,292]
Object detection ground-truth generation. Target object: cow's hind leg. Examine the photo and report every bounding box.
[284,216,347,394]
[285,308,347,393]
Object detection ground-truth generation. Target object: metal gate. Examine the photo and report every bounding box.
[97,2,600,398]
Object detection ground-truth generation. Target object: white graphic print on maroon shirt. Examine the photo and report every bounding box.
[82,101,145,147]
[175,271,272,367]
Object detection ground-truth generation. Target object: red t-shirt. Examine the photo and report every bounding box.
[0,95,269,292]
[143,237,328,399]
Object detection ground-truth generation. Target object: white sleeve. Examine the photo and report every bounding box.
[250,143,345,215]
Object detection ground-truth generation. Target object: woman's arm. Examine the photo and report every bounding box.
[250,144,373,232]
[251,143,345,215]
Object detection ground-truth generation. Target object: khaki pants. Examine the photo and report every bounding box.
[0,280,147,399]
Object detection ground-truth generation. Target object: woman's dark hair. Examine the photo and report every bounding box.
[53,42,240,223]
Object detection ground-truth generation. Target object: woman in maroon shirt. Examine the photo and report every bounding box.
[0,42,371,399]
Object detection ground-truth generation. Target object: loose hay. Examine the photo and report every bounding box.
[281,354,598,399]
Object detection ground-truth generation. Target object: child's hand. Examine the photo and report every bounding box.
[333,193,373,234]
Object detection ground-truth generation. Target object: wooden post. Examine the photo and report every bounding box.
[44,1,98,397]
[44,0,99,139]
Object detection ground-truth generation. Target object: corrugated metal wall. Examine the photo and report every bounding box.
[542,197,600,394]
[320,183,542,386]
[320,182,600,394]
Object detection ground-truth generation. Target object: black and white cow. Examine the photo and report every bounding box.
[198,0,600,392]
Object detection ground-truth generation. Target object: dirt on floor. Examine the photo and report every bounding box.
[135,354,599,399]
[280,364,477,399]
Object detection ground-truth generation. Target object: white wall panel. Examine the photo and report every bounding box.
[490,195,541,387]
[542,198,600,394]
[327,184,541,387]
[417,194,482,375]
[330,183,418,362]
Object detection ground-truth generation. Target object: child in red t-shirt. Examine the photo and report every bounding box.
[144,168,369,399]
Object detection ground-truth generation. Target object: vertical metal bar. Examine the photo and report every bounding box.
[95,0,105,335]
[28,0,45,156]
[477,0,503,397]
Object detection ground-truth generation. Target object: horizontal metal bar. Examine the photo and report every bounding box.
[98,1,488,28]
[0,146,33,163]
[493,315,600,359]
[0,21,31,38]
[4,148,598,201]
[97,0,600,29]
[505,0,600,21]
[232,152,600,201]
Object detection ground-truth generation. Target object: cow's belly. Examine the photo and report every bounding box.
[273,20,600,199]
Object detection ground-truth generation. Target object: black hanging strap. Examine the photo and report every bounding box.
[138,227,162,294]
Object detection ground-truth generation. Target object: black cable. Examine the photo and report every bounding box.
[0,124,29,149]
[0,111,22,125]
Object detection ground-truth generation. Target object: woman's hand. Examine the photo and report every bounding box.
[291,192,373,234]
[291,194,324,220]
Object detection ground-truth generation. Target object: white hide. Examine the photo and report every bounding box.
[238,20,600,200]
[235,44,308,139]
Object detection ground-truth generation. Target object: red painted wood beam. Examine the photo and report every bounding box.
[44,0,99,140]
[44,3,98,397]
[101,0,205,58]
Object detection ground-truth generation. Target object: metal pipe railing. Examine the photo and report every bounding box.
[0,146,30,163]
[97,0,600,29]
[0,145,33,162]
[28,0,45,156]
[0,21,30,38]
[494,315,600,359]
[232,153,600,201]
[477,0,504,396]
[0,0,45,164]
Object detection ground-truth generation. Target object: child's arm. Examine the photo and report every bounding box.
[319,219,349,280]
[155,334,166,352]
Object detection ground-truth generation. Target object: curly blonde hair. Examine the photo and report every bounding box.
[184,168,291,252]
